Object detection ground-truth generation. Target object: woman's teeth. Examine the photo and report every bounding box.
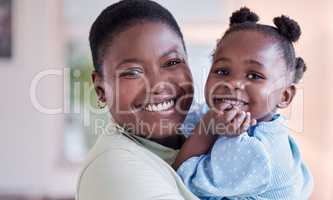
[144,99,175,112]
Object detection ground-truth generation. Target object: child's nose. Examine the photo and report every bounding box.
[223,79,246,91]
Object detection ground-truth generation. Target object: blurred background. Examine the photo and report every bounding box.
[0,0,332,199]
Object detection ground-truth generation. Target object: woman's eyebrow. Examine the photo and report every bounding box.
[116,58,144,68]
[161,47,181,58]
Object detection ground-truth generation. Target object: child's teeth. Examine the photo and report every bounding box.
[221,99,244,106]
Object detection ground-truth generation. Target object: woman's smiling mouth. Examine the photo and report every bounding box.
[144,98,176,112]
[133,96,180,113]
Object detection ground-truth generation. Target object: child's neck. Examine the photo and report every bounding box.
[257,112,276,123]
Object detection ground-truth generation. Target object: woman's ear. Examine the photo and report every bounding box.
[277,84,296,109]
[92,71,106,102]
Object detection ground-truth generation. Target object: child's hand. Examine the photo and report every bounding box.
[221,106,257,137]
[196,103,257,137]
[173,104,257,170]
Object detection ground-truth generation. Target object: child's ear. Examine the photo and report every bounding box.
[277,84,296,109]
[92,71,106,102]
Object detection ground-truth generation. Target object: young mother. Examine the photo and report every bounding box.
[76,0,199,199]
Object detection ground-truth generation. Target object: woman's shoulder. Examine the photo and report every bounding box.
[86,131,137,157]
[76,132,195,200]
[79,132,148,175]
[76,147,172,200]
[79,137,151,179]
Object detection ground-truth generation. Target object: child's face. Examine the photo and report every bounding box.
[205,30,291,122]
[93,22,193,138]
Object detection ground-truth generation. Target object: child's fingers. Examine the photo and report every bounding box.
[224,111,246,136]
[231,111,247,130]
[239,112,251,132]
[210,103,232,114]
[218,103,233,112]
[222,107,239,124]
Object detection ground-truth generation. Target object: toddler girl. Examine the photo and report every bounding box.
[174,7,313,200]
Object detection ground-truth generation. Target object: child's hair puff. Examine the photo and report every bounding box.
[273,15,301,43]
[230,7,259,25]
[218,7,306,84]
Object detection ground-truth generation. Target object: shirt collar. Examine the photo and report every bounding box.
[248,114,288,136]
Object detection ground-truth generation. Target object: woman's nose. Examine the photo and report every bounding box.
[152,81,168,94]
[148,70,174,95]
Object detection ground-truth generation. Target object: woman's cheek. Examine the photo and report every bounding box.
[106,79,129,111]
[173,65,192,81]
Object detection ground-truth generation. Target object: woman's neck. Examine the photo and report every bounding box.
[149,134,185,149]
[122,126,185,149]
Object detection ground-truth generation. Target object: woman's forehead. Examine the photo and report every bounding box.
[105,22,185,62]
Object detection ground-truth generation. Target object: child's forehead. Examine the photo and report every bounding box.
[222,30,277,47]
[216,31,280,56]
[214,31,286,70]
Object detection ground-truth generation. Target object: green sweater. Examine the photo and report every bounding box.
[76,126,199,200]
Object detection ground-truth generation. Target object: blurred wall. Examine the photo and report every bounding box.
[0,0,77,197]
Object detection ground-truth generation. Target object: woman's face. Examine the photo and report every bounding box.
[93,22,193,138]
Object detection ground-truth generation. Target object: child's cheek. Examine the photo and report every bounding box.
[271,77,287,91]
[204,79,212,105]
[265,88,283,109]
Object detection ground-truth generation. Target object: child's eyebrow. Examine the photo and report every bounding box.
[245,59,264,68]
[213,57,231,64]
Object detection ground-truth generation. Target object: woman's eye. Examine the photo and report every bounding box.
[162,58,183,68]
[119,68,143,78]
[214,68,230,76]
[247,73,263,80]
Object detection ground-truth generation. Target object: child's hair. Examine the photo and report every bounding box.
[89,0,186,73]
[216,7,306,84]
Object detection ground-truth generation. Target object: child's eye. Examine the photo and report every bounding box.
[214,68,230,76]
[119,68,143,78]
[162,58,184,68]
[247,73,264,80]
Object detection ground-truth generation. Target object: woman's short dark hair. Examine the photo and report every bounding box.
[89,0,186,73]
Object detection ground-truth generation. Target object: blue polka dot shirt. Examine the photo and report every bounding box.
[178,104,313,200]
